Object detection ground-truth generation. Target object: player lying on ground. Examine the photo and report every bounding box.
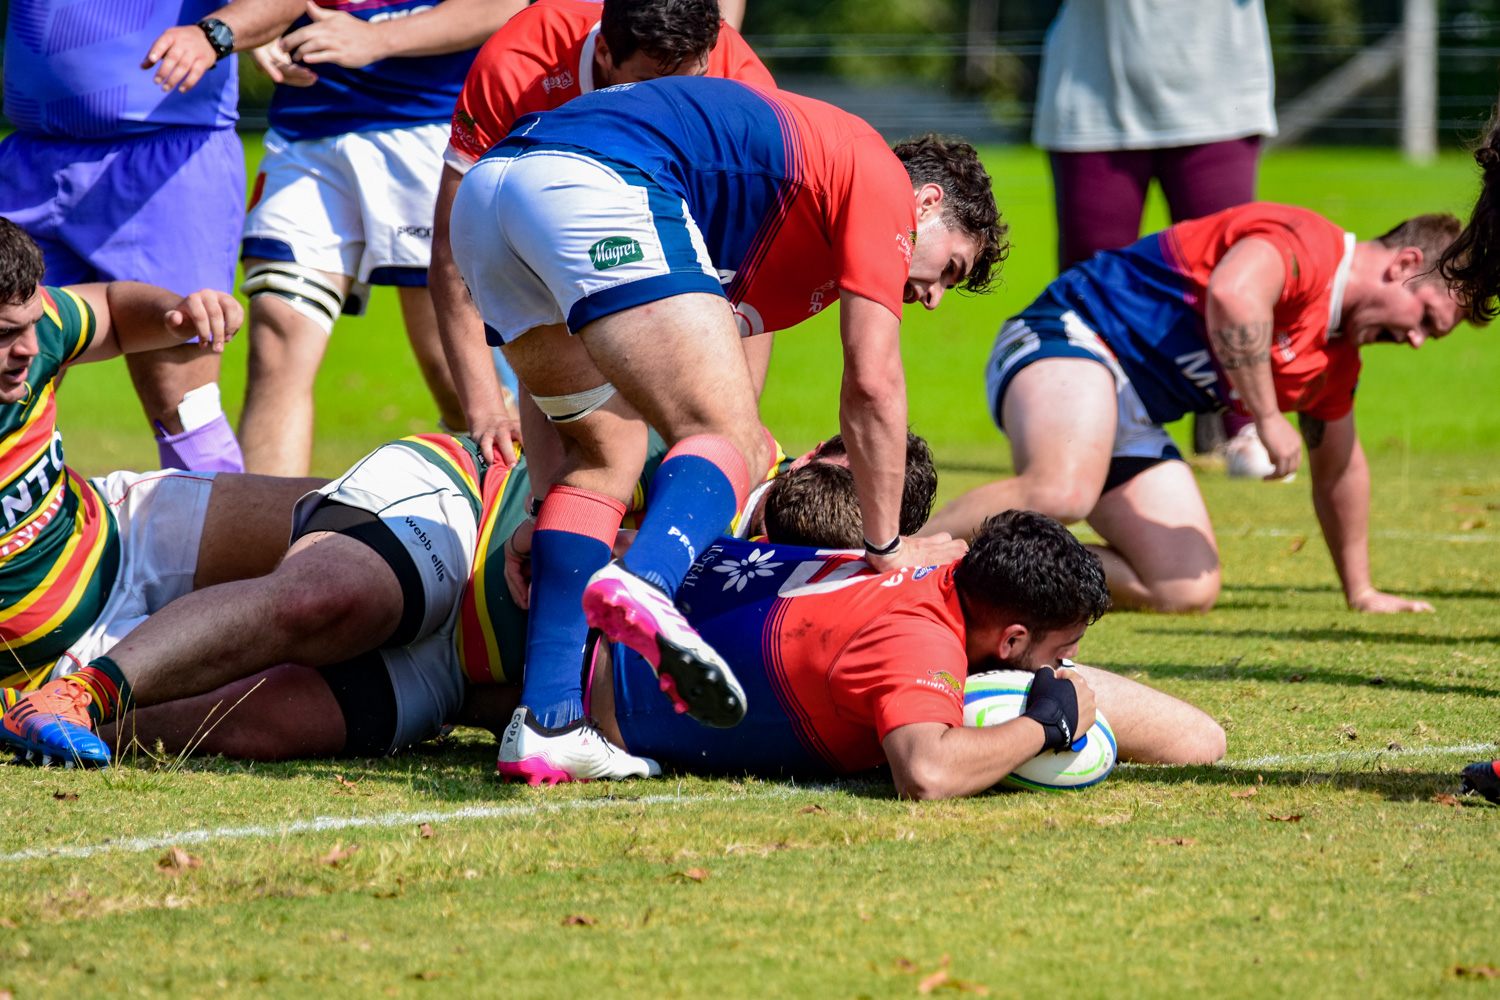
[923,203,1470,615]
[432,0,777,466]
[584,511,1224,796]
[0,220,318,723]
[450,75,1004,783]
[161,0,525,475]
[3,424,934,766]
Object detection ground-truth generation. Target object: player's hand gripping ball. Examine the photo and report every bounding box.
[963,668,1117,791]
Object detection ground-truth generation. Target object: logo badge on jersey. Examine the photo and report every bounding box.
[590,237,645,270]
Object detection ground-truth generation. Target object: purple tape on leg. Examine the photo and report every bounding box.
[155,412,244,473]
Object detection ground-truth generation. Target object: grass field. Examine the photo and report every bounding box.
[5,140,1497,998]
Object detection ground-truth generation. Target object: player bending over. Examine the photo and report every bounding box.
[923,203,1470,615]
[450,75,1004,783]
[0,220,318,762]
[433,0,776,464]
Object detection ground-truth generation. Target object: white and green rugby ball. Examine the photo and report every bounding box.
[963,669,1117,792]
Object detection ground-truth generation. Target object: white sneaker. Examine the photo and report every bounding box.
[582,559,748,728]
[1225,424,1295,481]
[496,707,661,785]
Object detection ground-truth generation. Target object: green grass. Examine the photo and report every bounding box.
[12,141,1499,997]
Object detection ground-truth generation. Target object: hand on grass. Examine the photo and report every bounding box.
[1257,412,1303,480]
[866,533,969,573]
[1348,589,1434,614]
[168,290,243,352]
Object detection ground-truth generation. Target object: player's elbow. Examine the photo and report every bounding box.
[891,759,964,801]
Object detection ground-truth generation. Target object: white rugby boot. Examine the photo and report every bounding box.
[496,707,661,785]
[581,559,748,728]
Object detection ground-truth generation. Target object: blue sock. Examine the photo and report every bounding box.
[623,435,750,596]
[520,487,624,728]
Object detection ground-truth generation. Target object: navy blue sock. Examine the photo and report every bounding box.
[520,487,624,728]
[622,435,750,595]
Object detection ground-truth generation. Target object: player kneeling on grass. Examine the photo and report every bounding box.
[923,203,1471,616]
[0,220,321,763]
[1,426,933,767]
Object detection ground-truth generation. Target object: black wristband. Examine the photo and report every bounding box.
[863,534,902,558]
[1022,666,1080,753]
[525,494,544,519]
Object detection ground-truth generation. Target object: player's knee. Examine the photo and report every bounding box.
[267,575,373,643]
[1020,480,1099,525]
[1147,569,1220,614]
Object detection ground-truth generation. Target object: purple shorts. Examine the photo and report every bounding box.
[0,126,244,294]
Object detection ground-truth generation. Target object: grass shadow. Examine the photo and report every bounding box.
[1112,760,1496,804]
[1098,660,1500,698]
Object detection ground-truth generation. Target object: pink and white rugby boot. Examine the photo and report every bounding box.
[582,560,748,728]
[496,707,660,785]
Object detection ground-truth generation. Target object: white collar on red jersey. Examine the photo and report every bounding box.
[1326,230,1356,339]
[578,23,601,95]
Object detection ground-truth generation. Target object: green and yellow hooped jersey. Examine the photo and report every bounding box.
[0,287,118,679]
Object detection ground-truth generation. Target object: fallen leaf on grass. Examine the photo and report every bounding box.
[1388,742,1404,751]
[1284,535,1306,554]
[894,957,919,974]
[0,988,13,1000]
[669,868,709,883]
[1147,837,1198,846]
[410,970,447,980]
[1283,674,1306,684]
[1367,676,1385,686]
[318,843,361,866]
[155,846,202,876]
[561,914,596,926]
[417,823,434,839]
[1339,724,1359,741]
[0,917,15,928]
[1229,787,1258,799]
[332,773,361,794]
[1451,965,1500,980]
[51,792,77,801]
[1459,518,1487,531]
[1433,794,1462,807]
[859,911,872,921]
[918,970,949,994]
[1266,814,1304,823]
[798,804,826,815]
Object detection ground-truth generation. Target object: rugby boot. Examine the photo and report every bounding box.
[0,680,111,767]
[1460,760,1500,805]
[496,707,660,785]
[582,559,748,728]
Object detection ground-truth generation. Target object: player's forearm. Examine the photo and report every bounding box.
[368,0,526,58]
[431,174,511,426]
[885,720,1047,800]
[1206,297,1279,419]
[839,295,908,547]
[104,282,205,355]
[1306,416,1375,601]
[207,0,308,51]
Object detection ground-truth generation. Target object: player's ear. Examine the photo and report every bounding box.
[594,31,617,69]
[995,622,1030,662]
[1390,246,1426,284]
[913,182,945,222]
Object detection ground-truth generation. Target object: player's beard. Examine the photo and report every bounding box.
[970,648,1042,674]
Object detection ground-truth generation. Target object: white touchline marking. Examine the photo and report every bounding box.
[0,783,856,865]
[1254,527,1497,544]
[1187,740,1497,770]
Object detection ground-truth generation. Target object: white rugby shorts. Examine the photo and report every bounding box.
[52,470,217,677]
[985,311,1179,462]
[449,148,723,344]
[290,440,479,744]
[243,124,447,284]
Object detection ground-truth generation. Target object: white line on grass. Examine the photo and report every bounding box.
[1254,527,1497,544]
[0,787,832,865]
[1214,741,1497,769]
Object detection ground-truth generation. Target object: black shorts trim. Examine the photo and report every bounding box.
[1102,444,1184,494]
[317,651,398,757]
[294,499,425,648]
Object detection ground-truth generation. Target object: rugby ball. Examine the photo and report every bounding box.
[963,669,1117,792]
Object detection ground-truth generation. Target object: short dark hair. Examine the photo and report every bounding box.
[893,135,1008,295]
[811,431,937,536]
[763,462,862,549]
[600,0,720,71]
[1377,214,1463,286]
[954,510,1111,637]
[0,218,45,305]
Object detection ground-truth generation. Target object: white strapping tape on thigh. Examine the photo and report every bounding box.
[241,261,345,334]
[532,383,618,423]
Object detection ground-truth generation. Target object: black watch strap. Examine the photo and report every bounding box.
[197,18,235,62]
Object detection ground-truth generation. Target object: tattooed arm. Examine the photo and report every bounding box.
[1204,238,1303,479]
[1303,412,1434,613]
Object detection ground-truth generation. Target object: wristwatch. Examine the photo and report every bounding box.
[196,17,235,62]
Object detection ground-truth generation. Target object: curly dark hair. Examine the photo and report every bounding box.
[893,135,1008,295]
[600,0,721,72]
[1440,115,1500,323]
[954,510,1111,637]
[0,217,45,305]
[762,462,862,549]
[810,431,937,536]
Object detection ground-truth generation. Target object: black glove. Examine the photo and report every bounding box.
[1023,666,1079,752]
